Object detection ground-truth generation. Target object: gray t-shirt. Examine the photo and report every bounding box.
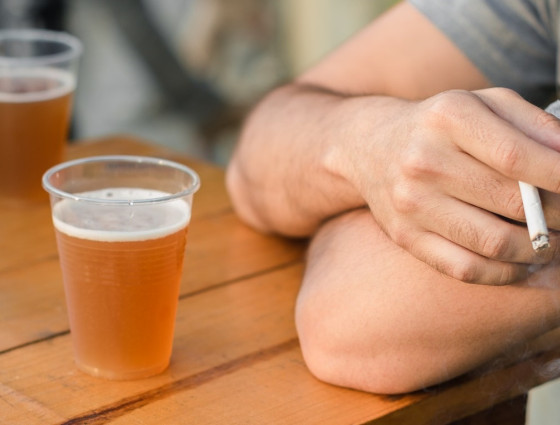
[409,0,559,107]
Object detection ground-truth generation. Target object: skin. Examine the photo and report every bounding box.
[226,1,560,393]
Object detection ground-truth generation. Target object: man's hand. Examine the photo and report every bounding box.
[329,88,560,285]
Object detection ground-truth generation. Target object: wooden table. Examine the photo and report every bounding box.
[2,135,560,424]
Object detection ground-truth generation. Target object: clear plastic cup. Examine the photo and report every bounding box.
[43,155,200,380]
[0,29,82,203]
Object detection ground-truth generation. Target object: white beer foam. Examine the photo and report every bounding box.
[0,67,75,103]
[52,188,191,242]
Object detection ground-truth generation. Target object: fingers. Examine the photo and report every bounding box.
[422,147,560,231]
[418,145,526,222]
[386,184,560,285]
[416,197,560,265]
[406,230,529,285]
[418,89,560,194]
[464,89,560,231]
[474,88,560,151]
[372,88,560,285]
[537,191,560,230]
[389,198,559,282]
[392,115,528,223]
[387,140,559,266]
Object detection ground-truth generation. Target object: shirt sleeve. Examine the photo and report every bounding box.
[408,0,558,106]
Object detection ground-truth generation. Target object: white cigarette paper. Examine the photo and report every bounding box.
[518,181,549,252]
[520,100,560,252]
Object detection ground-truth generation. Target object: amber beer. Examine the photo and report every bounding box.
[0,29,81,203]
[0,69,74,201]
[52,188,191,380]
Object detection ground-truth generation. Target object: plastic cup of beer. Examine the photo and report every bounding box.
[42,155,200,380]
[0,29,82,203]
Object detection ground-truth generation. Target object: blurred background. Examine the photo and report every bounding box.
[1,0,558,423]
[0,0,396,165]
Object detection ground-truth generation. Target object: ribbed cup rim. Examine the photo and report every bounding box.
[42,155,201,205]
[0,29,82,66]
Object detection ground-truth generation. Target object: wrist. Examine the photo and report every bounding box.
[322,95,408,198]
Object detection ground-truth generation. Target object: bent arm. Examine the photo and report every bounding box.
[226,85,407,236]
[226,1,489,237]
[227,0,560,285]
[296,209,560,394]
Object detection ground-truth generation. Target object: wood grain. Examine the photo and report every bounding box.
[1,135,557,424]
[0,263,304,421]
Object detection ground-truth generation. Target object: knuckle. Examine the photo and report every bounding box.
[449,260,480,283]
[492,139,523,176]
[399,146,436,179]
[536,108,560,130]
[390,182,420,214]
[492,87,521,101]
[427,251,480,283]
[503,190,525,221]
[421,90,471,128]
[478,229,510,259]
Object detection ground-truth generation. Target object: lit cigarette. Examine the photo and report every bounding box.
[519,181,549,252]
[520,100,560,252]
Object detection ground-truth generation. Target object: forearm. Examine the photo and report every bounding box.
[226,82,408,237]
[296,209,560,394]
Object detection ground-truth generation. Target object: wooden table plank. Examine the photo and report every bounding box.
[0,264,304,421]
[3,135,560,424]
[0,211,304,352]
[104,346,422,425]
[0,136,232,274]
[0,260,66,352]
[0,135,305,353]
[0,204,56,274]
[0,382,66,425]
[183,211,306,293]
[89,342,560,425]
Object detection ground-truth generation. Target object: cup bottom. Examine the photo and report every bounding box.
[76,361,169,380]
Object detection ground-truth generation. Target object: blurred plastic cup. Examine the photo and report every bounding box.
[0,29,82,203]
[42,155,200,380]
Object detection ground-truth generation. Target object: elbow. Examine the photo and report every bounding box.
[296,328,422,395]
[295,296,453,395]
[297,329,442,395]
